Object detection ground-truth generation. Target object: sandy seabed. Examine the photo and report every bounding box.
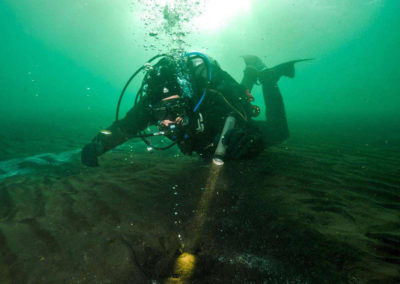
[0,114,399,283]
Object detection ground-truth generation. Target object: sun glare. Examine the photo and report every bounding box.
[152,0,252,32]
[195,0,252,31]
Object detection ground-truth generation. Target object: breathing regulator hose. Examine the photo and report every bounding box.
[115,54,167,122]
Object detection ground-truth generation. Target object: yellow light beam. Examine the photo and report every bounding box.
[167,163,223,282]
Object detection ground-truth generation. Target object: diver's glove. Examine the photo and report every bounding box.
[81,143,99,167]
[223,128,265,159]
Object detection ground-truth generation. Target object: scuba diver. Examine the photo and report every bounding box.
[81,53,310,167]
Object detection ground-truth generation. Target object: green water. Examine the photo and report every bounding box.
[0,1,399,283]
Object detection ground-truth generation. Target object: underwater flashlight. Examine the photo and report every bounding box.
[212,115,236,166]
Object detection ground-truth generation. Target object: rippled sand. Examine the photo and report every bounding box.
[0,114,399,283]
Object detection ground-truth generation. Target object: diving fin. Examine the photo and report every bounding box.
[241,55,267,72]
[241,55,313,89]
[240,55,268,90]
[259,59,313,85]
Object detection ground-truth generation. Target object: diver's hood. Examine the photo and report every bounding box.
[145,57,184,104]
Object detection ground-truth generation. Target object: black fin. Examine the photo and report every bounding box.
[272,59,313,78]
[260,59,313,84]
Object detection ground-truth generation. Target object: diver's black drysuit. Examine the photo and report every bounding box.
[81,54,307,166]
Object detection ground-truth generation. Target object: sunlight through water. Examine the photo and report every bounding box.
[135,0,253,52]
[192,0,252,32]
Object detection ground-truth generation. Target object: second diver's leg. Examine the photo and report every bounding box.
[261,82,290,146]
[241,67,259,92]
[241,56,311,147]
[241,55,310,146]
[240,58,290,146]
[259,58,312,145]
